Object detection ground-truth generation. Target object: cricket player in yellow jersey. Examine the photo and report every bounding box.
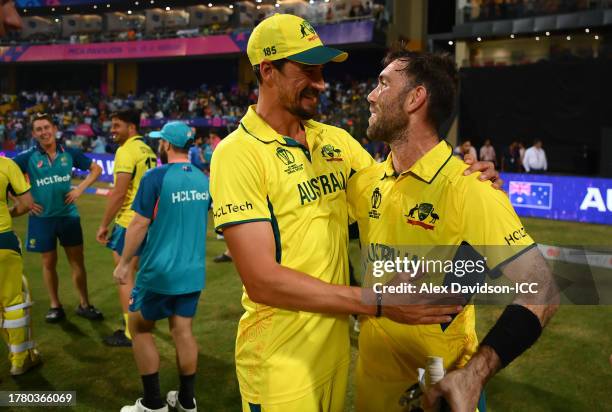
[210,15,501,412]
[0,156,41,375]
[97,109,157,347]
[347,50,559,411]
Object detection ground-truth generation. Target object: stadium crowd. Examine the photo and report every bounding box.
[0,78,390,160]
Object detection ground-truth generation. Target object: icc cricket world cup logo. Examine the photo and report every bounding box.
[371,188,382,209]
[368,188,382,219]
[276,147,295,166]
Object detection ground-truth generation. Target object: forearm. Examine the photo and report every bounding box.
[9,192,32,217]
[463,345,501,386]
[9,203,29,217]
[100,192,126,227]
[120,220,148,264]
[77,166,102,192]
[508,249,559,327]
[243,263,377,316]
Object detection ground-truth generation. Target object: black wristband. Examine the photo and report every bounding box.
[375,292,382,317]
[481,304,542,368]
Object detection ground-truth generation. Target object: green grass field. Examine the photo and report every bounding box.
[1,193,611,411]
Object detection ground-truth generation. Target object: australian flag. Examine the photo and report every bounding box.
[509,181,552,209]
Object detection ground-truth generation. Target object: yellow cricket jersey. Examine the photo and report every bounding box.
[113,135,157,228]
[347,141,535,411]
[0,157,30,235]
[210,106,374,404]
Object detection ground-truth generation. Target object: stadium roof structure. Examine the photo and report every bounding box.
[430,8,612,42]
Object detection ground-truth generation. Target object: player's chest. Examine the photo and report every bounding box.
[265,141,351,208]
[361,179,461,244]
[29,153,72,178]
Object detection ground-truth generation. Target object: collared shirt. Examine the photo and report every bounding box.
[0,157,30,237]
[523,146,547,172]
[347,141,535,379]
[479,144,496,162]
[132,163,210,294]
[13,143,92,218]
[210,105,374,404]
[113,135,157,228]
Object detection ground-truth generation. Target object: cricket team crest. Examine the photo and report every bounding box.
[405,203,440,230]
[369,188,382,219]
[321,144,343,162]
[300,21,317,39]
[37,160,44,168]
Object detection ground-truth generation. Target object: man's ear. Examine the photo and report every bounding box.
[259,61,276,84]
[405,85,428,114]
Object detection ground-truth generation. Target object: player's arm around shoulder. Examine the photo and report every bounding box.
[346,165,375,223]
[335,127,376,173]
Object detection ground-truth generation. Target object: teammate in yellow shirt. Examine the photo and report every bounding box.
[211,14,499,412]
[347,49,558,411]
[0,156,41,375]
[97,109,157,347]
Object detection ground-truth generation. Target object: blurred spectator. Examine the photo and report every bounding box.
[202,135,213,168]
[479,138,496,165]
[518,141,526,169]
[1,78,382,157]
[90,135,107,154]
[188,134,205,171]
[454,139,478,160]
[209,129,222,150]
[501,141,521,172]
[523,139,548,173]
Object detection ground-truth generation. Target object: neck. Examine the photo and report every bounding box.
[389,123,439,174]
[41,140,57,155]
[256,90,305,144]
[168,153,189,163]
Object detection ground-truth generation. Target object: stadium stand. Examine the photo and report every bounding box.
[2,0,383,45]
[0,78,379,155]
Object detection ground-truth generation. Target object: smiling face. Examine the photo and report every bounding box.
[110,117,135,145]
[263,60,326,120]
[32,119,57,148]
[366,59,412,143]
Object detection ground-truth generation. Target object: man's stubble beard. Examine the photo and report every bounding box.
[280,85,319,121]
[366,107,409,144]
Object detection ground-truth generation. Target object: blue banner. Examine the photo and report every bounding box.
[501,173,612,225]
[3,149,610,225]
